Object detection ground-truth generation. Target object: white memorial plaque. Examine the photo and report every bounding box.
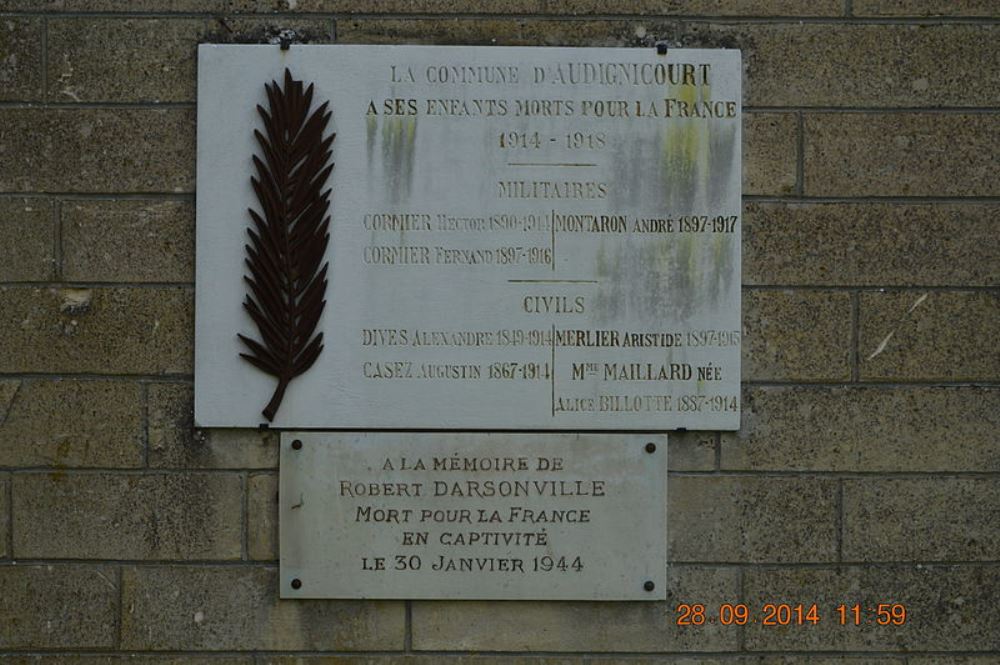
[280,432,666,600]
[196,45,741,429]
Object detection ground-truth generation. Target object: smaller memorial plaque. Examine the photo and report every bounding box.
[280,432,666,600]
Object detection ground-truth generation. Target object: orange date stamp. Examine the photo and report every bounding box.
[675,603,908,627]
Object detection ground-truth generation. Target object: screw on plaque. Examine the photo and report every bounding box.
[644,580,655,592]
[292,439,303,450]
[645,442,657,454]
[291,578,302,589]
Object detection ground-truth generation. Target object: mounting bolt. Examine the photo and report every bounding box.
[645,442,656,454]
[291,578,302,590]
[291,439,303,450]
[644,580,655,592]
[655,41,668,55]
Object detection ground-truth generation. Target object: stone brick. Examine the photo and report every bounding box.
[750,644,884,663]
[48,18,204,103]
[0,109,195,193]
[529,0,843,15]
[412,566,738,650]
[669,475,837,562]
[48,16,333,102]
[317,0,545,10]
[721,386,1000,472]
[743,565,1000,650]
[859,291,999,381]
[4,655,889,664]
[0,476,8,558]
[0,0,542,11]
[0,198,55,281]
[336,18,667,46]
[148,383,278,469]
[62,200,194,283]
[0,564,118,648]
[0,659,252,665]
[744,112,797,196]
[121,565,406,650]
[909,658,1000,665]
[680,23,998,107]
[326,0,837,12]
[300,0,840,14]
[204,16,335,46]
[744,202,1000,287]
[0,0,843,12]
[854,1,999,16]
[0,379,143,468]
[13,472,242,559]
[843,478,1000,562]
[0,18,43,101]
[804,113,999,197]
[0,287,192,374]
[668,430,716,471]
[248,473,277,560]
[0,382,16,421]
[6,0,988,16]
[744,290,852,381]
[261,658,736,665]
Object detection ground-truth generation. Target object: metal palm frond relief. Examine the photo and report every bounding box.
[239,68,334,422]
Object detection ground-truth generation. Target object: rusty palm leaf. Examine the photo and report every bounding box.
[239,68,334,422]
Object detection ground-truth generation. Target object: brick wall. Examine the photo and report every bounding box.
[0,1,997,662]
